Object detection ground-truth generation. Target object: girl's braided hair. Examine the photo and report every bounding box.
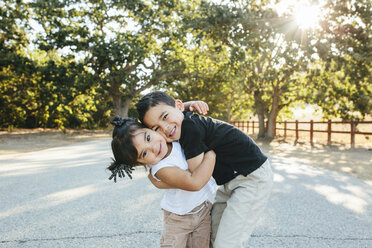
[108,116,144,182]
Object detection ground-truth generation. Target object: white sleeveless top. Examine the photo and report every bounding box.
[151,142,216,215]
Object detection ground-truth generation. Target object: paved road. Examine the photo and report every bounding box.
[0,139,371,248]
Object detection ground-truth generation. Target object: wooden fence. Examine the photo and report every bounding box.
[230,120,372,148]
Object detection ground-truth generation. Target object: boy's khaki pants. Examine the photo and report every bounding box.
[211,159,273,248]
[160,201,212,248]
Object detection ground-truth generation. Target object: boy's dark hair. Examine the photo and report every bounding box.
[135,91,175,123]
[107,116,144,182]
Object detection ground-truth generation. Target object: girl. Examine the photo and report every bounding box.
[108,116,216,248]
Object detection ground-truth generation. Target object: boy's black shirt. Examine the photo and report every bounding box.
[179,111,268,185]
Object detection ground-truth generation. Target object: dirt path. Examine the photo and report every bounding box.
[258,140,372,182]
[1,129,371,182]
[0,129,111,154]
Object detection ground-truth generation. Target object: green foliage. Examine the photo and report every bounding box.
[170,0,309,138]
[306,59,371,120]
[0,0,370,130]
[305,0,372,120]
[0,47,105,129]
[29,0,189,117]
[170,0,371,135]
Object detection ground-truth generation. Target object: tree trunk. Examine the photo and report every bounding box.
[111,82,123,116]
[257,108,265,139]
[121,97,133,117]
[109,70,184,117]
[254,90,266,139]
[265,86,280,140]
[110,81,134,117]
[111,93,133,117]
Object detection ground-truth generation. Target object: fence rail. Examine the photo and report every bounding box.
[230,120,372,148]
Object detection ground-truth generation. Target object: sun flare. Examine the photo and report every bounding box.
[274,0,321,29]
[294,4,320,29]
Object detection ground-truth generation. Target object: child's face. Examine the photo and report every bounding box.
[142,101,184,143]
[132,128,168,165]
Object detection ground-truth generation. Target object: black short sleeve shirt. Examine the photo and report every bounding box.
[180,117,210,159]
[179,111,268,185]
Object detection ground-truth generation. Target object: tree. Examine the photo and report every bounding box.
[0,0,32,128]
[29,0,188,117]
[179,0,308,139]
[306,0,372,120]
[1,0,107,129]
[164,36,248,121]
[175,0,371,139]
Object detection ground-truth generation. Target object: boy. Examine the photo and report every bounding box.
[135,91,273,248]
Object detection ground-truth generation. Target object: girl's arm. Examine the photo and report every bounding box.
[148,152,209,189]
[149,153,207,188]
[186,152,205,173]
[155,150,216,191]
[183,100,209,115]
[148,170,173,189]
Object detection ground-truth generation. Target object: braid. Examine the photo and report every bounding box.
[110,116,137,137]
[107,116,142,182]
[109,116,137,127]
[107,158,134,182]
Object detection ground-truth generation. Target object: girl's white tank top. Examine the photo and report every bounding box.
[150,142,216,215]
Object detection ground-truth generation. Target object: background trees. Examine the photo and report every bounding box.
[30,0,188,117]
[306,0,372,120]
[171,1,312,139]
[1,0,370,134]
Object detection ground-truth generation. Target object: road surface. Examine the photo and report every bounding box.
[1,139,371,247]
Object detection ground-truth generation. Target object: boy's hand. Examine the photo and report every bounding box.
[188,101,209,115]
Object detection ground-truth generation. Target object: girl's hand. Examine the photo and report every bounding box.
[148,169,173,189]
[188,101,209,115]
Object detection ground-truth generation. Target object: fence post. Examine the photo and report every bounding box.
[295,120,299,144]
[252,121,255,134]
[247,121,249,134]
[310,120,314,146]
[327,120,332,146]
[284,121,287,139]
[351,119,355,149]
